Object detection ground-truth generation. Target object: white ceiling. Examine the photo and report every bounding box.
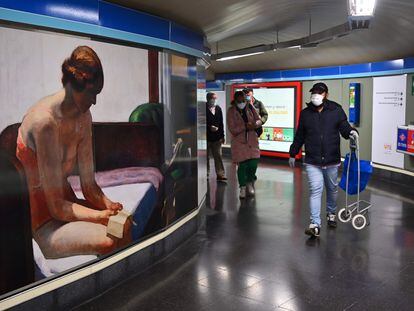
[108,0,414,76]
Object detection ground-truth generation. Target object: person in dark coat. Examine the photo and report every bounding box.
[206,92,227,182]
[289,82,358,237]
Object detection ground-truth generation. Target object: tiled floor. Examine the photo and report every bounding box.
[76,159,414,311]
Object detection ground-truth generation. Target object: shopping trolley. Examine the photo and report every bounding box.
[338,134,373,230]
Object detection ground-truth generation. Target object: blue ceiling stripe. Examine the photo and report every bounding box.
[213,59,414,83]
[0,0,99,24]
[311,66,340,76]
[371,59,404,72]
[0,0,206,55]
[340,63,371,74]
[404,57,414,69]
[99,1,169,40]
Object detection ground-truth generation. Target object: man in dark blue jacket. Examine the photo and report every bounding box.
[206,92,227,182]
[289,83,358,237]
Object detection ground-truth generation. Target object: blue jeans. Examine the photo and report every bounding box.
[305,164,339,227]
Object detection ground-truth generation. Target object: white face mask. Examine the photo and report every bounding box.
[208,99,216,106]
[311,94,324,106]
[237,102,246,109]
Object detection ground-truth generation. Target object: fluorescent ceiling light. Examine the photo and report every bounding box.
[216,52,264,62]
[287,45,301,49]
[348,0,377,17]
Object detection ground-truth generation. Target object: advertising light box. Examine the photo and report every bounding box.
[398,125,414,156]
[232,82,302,158]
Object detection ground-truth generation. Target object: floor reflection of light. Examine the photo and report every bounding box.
[197,267,207,281]
[243,279,295,307]
[217,268,229,280]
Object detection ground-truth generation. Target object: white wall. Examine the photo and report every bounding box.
[0,26,148,132]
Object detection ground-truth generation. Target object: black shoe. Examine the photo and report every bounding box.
[305,224,320,237]
[327,213,337,228]
[217,176,228,182]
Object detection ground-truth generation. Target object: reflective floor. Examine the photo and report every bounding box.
[76,159,414,311]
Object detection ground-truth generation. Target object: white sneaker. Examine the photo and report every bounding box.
[305,223,321,237]
[246,182,255,196]
[239,186,246,199]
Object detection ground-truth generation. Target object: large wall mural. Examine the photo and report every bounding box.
[0,25,199,296]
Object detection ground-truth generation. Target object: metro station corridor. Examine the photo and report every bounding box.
[76,159,414,311]
[1,1,414,310]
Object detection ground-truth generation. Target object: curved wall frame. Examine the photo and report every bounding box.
[0,0,207,58]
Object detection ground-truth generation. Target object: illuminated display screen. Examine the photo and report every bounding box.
[253,87,296,153]
[233,83,301,156]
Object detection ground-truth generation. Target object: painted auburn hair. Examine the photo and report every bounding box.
[61,46,104,93]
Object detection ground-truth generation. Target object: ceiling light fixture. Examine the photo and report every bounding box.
[215,52,265,62]
[211,1,377,61]
[287,45,301,49]
[348,0,377,18]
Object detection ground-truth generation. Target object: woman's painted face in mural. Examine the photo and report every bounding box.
[73,83,99,113]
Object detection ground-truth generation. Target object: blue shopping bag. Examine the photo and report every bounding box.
[339,153,373,195]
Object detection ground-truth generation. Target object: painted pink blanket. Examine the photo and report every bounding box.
[67,167,163,192]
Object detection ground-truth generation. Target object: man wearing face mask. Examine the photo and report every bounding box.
[227,91,261,199]
[206,92,227,182]
[289,82,358,238]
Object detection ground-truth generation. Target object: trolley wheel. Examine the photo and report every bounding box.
[338,208,352,223]
[352,214,367,230]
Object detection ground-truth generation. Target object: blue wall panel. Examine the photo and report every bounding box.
[340,63,371,74]
[216,72,253,81]
[311,66,340,76]
[281,69,311,78]
[371,59,404,72]
[0,0,99,24]
[170,23,205,52]
[404,57,414,69]
[99,1,169,41]
[206,81,223,90]
[252,70,282,80]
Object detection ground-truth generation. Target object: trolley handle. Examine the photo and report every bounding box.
[349,134,358,152]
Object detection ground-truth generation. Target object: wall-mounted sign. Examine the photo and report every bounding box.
[349,83,361,125]
[372,75,407,168]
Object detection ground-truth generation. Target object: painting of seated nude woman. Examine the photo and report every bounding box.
[16,46,132,259]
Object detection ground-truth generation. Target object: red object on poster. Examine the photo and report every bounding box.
[273,128,284,141]
[408,129,414,154]
[231,81,302,159]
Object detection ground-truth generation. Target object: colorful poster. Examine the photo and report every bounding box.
[273,128,284,141]
[283,128,294,142]
[349,85,356,109]
[252,88,296,153]
[261,127,274,141]
[372,75,406,168]
[408,129,414,154]
[397,127,408,152]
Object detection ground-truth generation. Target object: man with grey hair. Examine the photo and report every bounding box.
[206,92,227,182]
